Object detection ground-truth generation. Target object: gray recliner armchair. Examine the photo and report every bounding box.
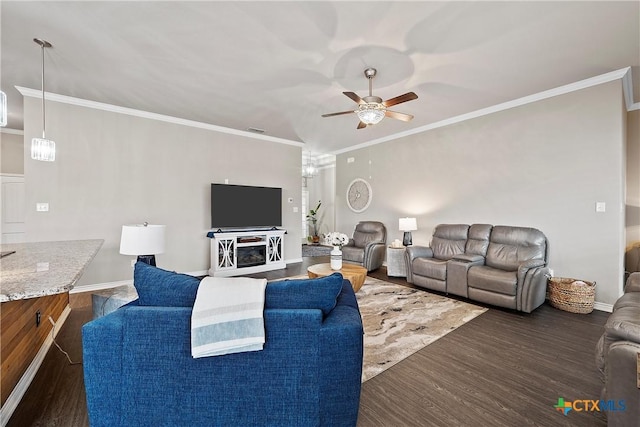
[341,221,387,272]
[595,272,640,426]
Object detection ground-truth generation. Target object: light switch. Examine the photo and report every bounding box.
[36,203,49,212]
[595,202,606,213]
[347,157,355,163]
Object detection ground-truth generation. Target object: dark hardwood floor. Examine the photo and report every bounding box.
[7,256,609,426]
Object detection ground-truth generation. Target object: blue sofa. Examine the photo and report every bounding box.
[83,263,364,427]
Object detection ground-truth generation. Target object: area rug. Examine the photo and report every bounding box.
[357,277,487,381]
[301,244,332,257]
[282,274,487,382]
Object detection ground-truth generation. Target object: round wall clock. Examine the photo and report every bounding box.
[346,178,372,213]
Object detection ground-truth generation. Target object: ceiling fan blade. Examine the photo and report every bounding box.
[385,110,414,122]
[321,110,355,118]
[343,91,365,105]
[357,121,367,129]
[382,92,418,108]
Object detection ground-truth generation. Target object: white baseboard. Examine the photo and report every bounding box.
[0,305,71,427]
[593,301,613,313]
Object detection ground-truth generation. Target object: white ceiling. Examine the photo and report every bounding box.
[1,1,639,154]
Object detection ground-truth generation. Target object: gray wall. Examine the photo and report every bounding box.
[336,80,626,306]
[23,97,302,287]
[1,131,24,174]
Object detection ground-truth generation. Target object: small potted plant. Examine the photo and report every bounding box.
[306,200,322,244]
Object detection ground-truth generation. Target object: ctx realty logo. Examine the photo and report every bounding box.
[554,397,626,415]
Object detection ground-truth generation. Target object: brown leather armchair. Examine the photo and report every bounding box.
[341,221,387,272]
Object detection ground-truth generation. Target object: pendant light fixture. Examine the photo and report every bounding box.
[0,90,7,127]
[31,38,55,162]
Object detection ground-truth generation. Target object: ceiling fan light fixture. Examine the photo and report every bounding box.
[356,103,386,125]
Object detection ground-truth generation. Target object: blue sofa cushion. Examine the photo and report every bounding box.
[133,262,343,315]
[133,262,202,307]
[265,273,343,316]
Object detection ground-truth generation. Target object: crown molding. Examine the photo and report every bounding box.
[0,128,24,135]
[622,67,634,110]
[15,86,304,148]
[13,67,636,155]
[332,67,634,155]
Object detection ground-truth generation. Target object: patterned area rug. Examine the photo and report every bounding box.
[284,274,487,382]
[357,276,487,381]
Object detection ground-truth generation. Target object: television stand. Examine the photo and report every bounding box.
[208,229,286,277]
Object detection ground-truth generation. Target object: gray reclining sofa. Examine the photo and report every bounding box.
[595,272,640,426]
[405,224,550,313]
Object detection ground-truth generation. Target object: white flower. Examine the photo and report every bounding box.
[325,231,349,248]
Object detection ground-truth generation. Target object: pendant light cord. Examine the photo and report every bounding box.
[34,38,51,140]
[40,41,46,139]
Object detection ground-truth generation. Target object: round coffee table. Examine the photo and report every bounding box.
[307,263,367,292]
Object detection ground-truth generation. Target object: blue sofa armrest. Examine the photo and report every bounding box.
[320,281,364,425]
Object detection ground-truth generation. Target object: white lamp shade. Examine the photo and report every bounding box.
[120,224,166,256]
[399,217,417,232]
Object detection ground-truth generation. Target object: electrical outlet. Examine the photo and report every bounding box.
[36,202,49,212]
[36,310,41,327]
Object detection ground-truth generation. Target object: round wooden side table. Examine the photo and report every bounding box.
[307,263,367,292]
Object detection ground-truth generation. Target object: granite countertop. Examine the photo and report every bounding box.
[0,239,103,302]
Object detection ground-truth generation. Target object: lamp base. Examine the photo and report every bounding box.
[402,232,413,246]
[137,254,157,266]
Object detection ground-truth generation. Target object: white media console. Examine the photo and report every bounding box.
[208,229,286,277]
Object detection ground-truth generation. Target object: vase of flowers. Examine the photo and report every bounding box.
[325,232,349,270]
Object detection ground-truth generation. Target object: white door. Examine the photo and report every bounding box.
[1,174,26,243]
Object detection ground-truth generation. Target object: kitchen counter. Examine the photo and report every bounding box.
[0,239,103,302]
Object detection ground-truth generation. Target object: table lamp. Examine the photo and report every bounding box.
[399,217,417,246]
[120,223,166,266]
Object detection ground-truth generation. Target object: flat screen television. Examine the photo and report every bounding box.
[211,184,282,229]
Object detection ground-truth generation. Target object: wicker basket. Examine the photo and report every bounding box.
[548,277,596,314]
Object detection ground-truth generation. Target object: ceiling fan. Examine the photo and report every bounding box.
[322,67,418,129]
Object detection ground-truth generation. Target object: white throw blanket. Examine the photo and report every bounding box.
[191,276,267,358]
